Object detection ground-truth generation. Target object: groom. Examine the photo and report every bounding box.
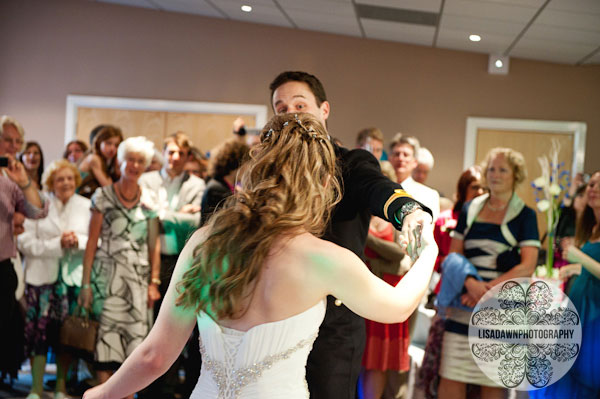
[269,71,433,399]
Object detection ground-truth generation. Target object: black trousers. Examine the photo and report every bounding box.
[139,254,181,398]
[306,295,366,399]
[139,254,202,399]
[0,259,24,379]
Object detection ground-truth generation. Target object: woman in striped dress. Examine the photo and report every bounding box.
[438,148,540,399]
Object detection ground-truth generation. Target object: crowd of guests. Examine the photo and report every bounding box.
[0,115,252,399]
[1,69,599,399]
[354,124,599,399]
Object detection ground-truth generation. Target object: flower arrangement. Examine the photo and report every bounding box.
[531,139,571,277]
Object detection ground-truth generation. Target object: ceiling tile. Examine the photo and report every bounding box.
[523,24,600,46]
[285,11,362,36]
[457,0,545,6]
[274,0,361,36]
[361,19,435,46]
[151,0,223,18]
[436,28,514,54]
[583,49,600,64]
[216,0,294,28]
[356,0,442,13]
[443,0,540,23]
[441,14,526,36]
[535,9,600,31]
[276,0,356,20]
[546,0,600,15]
[510,38,597,64]
[276,0,353,13]
[275,0,360,34]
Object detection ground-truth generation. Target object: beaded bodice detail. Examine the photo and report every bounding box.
[191,300,326,399]
[199,330,318,398]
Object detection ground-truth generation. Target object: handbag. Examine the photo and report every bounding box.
[59,306,99,355]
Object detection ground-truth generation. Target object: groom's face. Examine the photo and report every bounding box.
[271,81,330,127]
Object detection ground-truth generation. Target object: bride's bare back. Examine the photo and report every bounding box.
[213,228,438,332]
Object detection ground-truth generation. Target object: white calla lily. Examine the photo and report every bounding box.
[549,183,561,196]
[537,199,550,212]
[533,176,547,188]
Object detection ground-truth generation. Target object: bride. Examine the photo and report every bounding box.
[83,113,438,399]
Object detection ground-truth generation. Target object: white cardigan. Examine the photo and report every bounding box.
[18,193,91,286]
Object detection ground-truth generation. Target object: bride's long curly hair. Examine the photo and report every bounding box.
[176,113,341,319]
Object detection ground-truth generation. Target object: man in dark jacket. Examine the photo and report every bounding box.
[269,71,434,399]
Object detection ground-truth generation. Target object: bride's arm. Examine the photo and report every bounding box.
[317,225,438,324]
[83,228,208,399]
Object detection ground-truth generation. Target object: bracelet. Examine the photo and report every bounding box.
[151,277,162,286]
[19,177,32,190]
[396,201,423,229]
[82,283,91,289]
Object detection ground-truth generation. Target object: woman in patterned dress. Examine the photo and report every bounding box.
[78,137,161,398]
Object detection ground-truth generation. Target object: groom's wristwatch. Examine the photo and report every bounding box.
[396,201,423,229]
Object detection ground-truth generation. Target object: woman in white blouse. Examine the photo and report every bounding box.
[18,159,91,399]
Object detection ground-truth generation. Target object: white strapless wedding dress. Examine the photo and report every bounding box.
[190,300,326,399]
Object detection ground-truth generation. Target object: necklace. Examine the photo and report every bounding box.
[116,182,138,202]
[487,199,507,212]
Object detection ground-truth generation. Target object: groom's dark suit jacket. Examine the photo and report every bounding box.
[306,145,431,399]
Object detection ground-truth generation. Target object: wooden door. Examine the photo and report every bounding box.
[76,107,256,155]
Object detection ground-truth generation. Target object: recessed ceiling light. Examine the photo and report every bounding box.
[241,5,252,12]
[495,59,503,68]
[469,34,481,42]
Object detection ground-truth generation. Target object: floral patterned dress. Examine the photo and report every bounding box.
[90,185,157,370]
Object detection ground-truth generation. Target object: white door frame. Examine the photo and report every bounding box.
[464,117,587,175]
[64,95,269,145]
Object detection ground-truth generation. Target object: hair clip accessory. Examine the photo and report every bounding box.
[293,114,317,137]
[262,128,273,142]
[283,121,289,126]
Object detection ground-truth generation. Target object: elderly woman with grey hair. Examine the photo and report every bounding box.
[78,137,161,398]
[18,159,90,399]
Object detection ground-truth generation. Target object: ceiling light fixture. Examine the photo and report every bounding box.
[241,5,252,12]
[469,34,481,42]
[488,55,509,75]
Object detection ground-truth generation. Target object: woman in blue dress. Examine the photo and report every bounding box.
[531,170,600,399]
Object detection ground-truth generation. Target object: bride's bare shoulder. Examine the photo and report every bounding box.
[290,233,360,266]
[183,227,210,253]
